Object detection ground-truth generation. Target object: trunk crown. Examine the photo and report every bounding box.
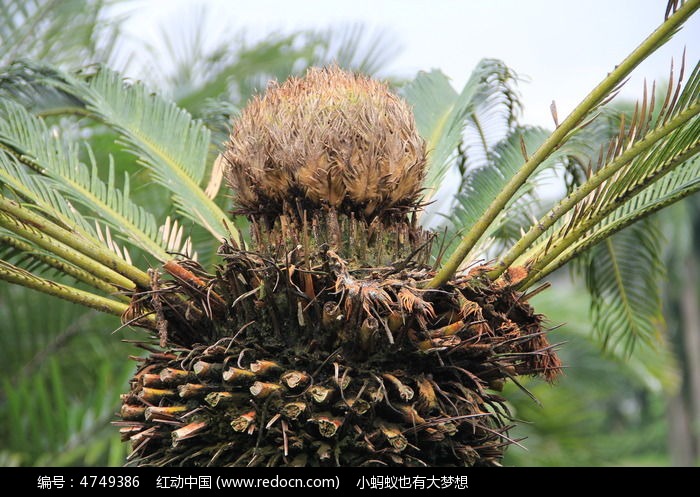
[118,68,561,468]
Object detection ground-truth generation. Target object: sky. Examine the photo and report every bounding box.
[114,0,700,128]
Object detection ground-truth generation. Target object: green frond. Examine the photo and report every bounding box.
[533,154,700,282]
[87,67,233,242]
[516,62,699,284]
[33,64,234,244]
[513,140,698,355]
[402,59,521,205]
[0,150,158,290]
[494,59,699,281]
[445,126,550,259]
[0,197,131,291]
[0,62,85,114]
[428,1,700,288]
[444,118,611,263]
[581,219,665,354]
[588,60,699,214]
[0,149,94,235]
[0,98,172,260]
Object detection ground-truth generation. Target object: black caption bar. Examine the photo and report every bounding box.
[8,466,689,494]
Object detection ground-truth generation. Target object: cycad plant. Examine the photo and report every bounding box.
[0,1,698,466]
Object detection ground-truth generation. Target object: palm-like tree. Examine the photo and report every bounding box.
[0,0,698,466]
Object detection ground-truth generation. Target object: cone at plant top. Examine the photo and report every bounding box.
[223,66,426,222]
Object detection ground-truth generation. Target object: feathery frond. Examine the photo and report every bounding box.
[582,219,665,353]
[533,155,700,283]
[428,1,700,288]
[0,62,85,113]
[0,149,94,236]
[446,126,550,258]
[402,59,521,206]
[499,60,699,355]
[515,60,699,283]
[27,63,234,243]
[0,98,171,260]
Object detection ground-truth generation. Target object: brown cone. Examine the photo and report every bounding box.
[223,66,426,221]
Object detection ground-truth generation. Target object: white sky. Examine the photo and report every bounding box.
[116,0,699,128]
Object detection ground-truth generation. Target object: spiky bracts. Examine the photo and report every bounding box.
[223,66,426,223]
[118,246,561,467]
[118,66,561,467]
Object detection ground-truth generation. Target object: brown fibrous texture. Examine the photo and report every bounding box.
[223,66,426,221]
[118,247,562,467]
